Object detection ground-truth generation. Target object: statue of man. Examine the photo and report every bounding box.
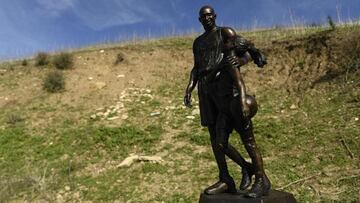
[184,5,270,198]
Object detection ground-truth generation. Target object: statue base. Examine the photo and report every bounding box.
[199,190,297,203]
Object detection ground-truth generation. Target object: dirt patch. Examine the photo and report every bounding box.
[243,29,360,95]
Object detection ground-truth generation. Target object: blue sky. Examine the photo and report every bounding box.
[1,0,359,60]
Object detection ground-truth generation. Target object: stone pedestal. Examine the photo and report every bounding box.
[199,190,297,203]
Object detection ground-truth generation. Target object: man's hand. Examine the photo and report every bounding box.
[184,93,192,108]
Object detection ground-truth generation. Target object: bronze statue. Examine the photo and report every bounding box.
[184,5,270,198]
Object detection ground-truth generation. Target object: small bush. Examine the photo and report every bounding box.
[43,71,65,93]
[21,59,28,66]
[53,52,74,70]
[35,52,50,66]
[327,16,336,30]
[114,52,125,65]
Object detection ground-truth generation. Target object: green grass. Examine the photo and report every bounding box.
[0,123,164,201]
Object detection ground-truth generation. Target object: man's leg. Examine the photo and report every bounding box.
[204,124,236,194]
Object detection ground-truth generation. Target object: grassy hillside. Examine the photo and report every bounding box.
[0,24,359,202]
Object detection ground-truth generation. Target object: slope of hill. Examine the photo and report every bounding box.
[0,25,359,202]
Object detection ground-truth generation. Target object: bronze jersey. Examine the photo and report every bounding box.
[193,27,224,77]
[193,27,224,126]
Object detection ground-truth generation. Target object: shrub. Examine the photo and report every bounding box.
[21,59,28,66]
[53,52,74,70]
[327,16,336,30]
[43,70,65,93]
[35,52,50,66]
[114,52,125,65]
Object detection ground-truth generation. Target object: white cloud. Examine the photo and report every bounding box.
[36,0,75,17]
[71,0,179,30]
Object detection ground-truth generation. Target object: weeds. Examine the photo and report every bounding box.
[114,52,125,65]
[347,56,360,77]
[43,70,65,93]
[347,38,360,72]
[327,16,336,30]
[21,59,28,66]
[35,52,50,66]
[53,52,74,70]
[5,114,24,125]
[340,32,360,81]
